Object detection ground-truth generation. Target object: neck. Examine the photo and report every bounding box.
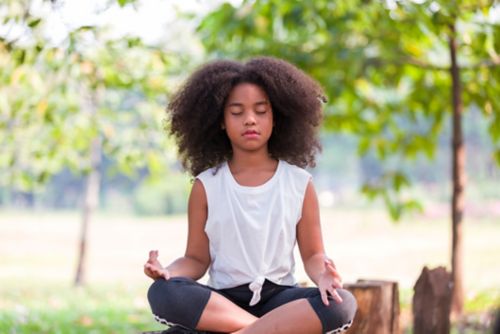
[229,150,275,171]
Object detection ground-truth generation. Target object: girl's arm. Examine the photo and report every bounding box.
[147,179,210,280]
[167,179,210,279]
[297,181,343,305]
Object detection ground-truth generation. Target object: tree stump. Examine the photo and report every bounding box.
[344,279,400,334]
[412,266,452,334]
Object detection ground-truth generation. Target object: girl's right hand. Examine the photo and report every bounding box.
[144,250,170,280]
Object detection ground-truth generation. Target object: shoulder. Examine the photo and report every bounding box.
[279,160,312,199]
[195,163,227,196]
[280,160,312,181]
[196,163,225,183]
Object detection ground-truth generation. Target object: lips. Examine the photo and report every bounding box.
[243,130,260,138]
[243,130,259,135]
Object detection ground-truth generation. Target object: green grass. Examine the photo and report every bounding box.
[466,289,500,313]
[0,281,164,334]
[1,281,498,333]
[1,210,498,333]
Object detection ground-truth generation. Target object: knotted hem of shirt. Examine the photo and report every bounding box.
[248,276,266,306]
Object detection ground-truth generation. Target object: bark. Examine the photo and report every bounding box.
[344,280,399,334]
[74,92,102,287]
[413,266,452,334]
[448,21,466,316]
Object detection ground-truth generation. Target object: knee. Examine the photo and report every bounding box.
[313,289,357,333]
[334,289,357,324]
[147,277,210,329]
[147,277,194,318]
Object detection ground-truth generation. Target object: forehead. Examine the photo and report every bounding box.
[226,83,269,103]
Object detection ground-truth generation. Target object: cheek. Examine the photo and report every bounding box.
[266,114,274,129]
[224,120,239,137]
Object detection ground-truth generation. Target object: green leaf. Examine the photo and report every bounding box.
[28,18,42,28]
[116,0,135,7]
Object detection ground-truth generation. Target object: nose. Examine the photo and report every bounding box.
[244,111,256,125]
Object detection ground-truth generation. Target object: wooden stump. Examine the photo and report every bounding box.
[412,266,452,334]
[344,279,400,334]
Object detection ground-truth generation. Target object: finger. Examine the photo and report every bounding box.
[324,257,336,268]
[333,277,343,289]
[144,263,157,275]
[144,264,156,278]
[319,287,330,306]
[330,289,343,304]
[145,263,158,270]
[149,250,158,260]
[150,266,163,275]
[324,264,343,284]
[325,266,341,282]
[324,258,336,270]
[162,269,170,280]
[325,262,337,274]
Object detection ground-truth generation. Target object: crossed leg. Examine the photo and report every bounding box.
[197,292,323,334]
[148,277,355,334]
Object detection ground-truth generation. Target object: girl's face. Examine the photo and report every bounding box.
[223,83,273,155]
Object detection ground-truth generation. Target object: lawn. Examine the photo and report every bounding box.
[0,280,164,333]
[0,208,499,333]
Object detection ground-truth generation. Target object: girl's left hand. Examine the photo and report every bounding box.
[318,257,343,305]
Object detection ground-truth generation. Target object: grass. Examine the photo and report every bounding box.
[0,209,499,333]
[0,280,164,334]
[1,282,498,334]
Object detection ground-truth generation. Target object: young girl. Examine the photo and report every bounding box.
[144,57,357,334]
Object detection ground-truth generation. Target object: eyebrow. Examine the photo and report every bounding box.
[226,100,270,108]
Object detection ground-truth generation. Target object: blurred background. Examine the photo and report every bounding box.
[1,0,499,333]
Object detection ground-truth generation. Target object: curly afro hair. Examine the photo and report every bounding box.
[167,56,325,176]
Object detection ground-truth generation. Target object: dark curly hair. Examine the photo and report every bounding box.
[167,56,325,176]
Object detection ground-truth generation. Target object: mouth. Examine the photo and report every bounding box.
[243,130,260,138]
[243,130,259,135]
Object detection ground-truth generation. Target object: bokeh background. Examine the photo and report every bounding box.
[1,0,499,333]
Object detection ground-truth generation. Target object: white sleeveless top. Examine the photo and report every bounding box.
[196,160,311,305]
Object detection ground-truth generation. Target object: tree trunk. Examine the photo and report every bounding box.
[344,280,400,334]
[74,92,102,287]
[448,21,466,316]
[413,266,452,334]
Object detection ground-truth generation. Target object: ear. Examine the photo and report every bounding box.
[221,122,225,130]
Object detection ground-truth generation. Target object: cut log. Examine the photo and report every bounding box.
[412,266,452,334]
[344,279,400,334]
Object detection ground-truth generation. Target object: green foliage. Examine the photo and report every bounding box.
[197,0,500,220]
[465,289,500,313]
[0,0,180,193]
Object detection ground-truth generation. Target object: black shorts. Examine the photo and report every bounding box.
[148,277,356,333]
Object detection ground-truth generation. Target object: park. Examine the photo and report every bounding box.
[1,0,499,333]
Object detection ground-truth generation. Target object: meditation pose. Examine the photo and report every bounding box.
[144,56,357,334]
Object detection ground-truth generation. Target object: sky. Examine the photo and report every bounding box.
[9,0,242,48]
[50,0,223,44]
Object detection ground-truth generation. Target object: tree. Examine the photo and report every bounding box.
[0,0,180,285]
[196,0,500,315]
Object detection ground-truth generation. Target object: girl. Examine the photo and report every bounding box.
[144,57,357,334]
